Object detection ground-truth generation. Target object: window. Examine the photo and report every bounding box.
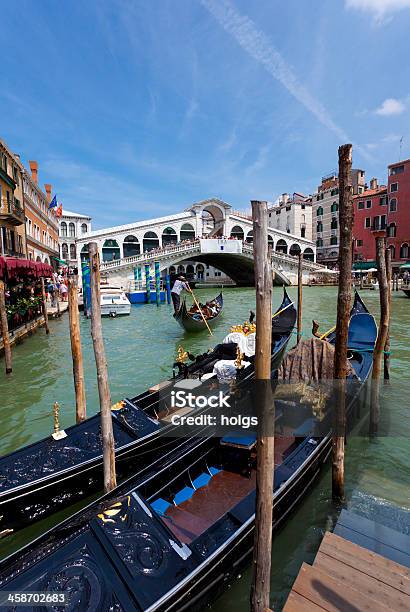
[390,182,398,192]
[331,188,339,196]
[60,221,67,237]
[70,244,76,259]
[390,165,404,175]
[358,201,364,210]
[389,198,397,212]
[331,202,338,212]
[301,204,305,209]
[81,223,88,234]
[69,222,75,237]
[62,243,69,259]
[372,215,386,230]
[316,238,323,247]
[400,243,409,259]
[317,221,323,233]
[317,206,323,216]
[366,200,372,209]
[387,223,396,238]
[358,186,364,194]
[365,217,371,228]
[330,236,338,245]
[331,218,338,230]
[379,195,387,206]
[356,239,363,246]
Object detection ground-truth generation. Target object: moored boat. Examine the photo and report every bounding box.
[0,292,377,610]
[0,289,296,535]
[174,292,223,332]
[100,285,131,316]
[402,287,410,298]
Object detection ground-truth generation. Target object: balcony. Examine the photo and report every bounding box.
[0,198,24,226]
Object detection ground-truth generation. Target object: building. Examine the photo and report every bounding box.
[268,192,312,242]
[353,178,387,263]
[312,169,365,267]
[0,137,26,257]
[353,161,410,270]
[23,161,59,264]
[58,209,92,267]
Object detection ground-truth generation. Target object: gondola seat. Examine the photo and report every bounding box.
[192,472,212,489]
[174,486,195,505]
[348,313,376,351]
[151,498,171,516]
[220,433,257,449]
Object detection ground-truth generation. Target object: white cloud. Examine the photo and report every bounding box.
[201,0,372,161]
[346,0,410,23]
[375,98,406,116]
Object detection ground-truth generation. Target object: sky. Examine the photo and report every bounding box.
[1,0,410,229]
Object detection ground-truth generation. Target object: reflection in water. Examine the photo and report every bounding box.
[0,287,409,609]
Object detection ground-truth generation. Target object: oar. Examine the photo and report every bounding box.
[272,301,294,319]
[186,283,213,335]
[319,324,336,340]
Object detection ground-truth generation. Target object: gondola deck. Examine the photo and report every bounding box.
[0,292,378,612]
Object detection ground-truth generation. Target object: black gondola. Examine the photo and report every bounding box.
[174,292,223,332]
[402,288,410,298]
[0,293,377,611]
[0,289,296,535]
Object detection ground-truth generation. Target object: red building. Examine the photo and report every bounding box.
[353,160,410,271]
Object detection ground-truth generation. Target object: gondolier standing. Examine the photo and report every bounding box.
[171,275,190,314]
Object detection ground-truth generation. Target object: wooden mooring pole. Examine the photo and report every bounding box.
[0,279,12,374]
[297,252,303,344]
[68,275,86,423]
[370,236,390,435]
[332,144,354,502]
[250,200,274,612]
[40,277,49,335]
[89,242,117,492]
[384,247,392,383]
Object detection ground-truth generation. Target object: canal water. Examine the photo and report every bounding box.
[0,286,409,610]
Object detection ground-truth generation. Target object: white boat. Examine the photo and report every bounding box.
[100,286,131,316]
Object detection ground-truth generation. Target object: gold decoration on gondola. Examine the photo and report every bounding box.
[230,321,256,336]
[97,496,131,523]
[53,401,60,435]
[176,346,188,363]
[111,400,126,411]
[234,346,245,369]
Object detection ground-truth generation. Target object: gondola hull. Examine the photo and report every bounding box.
[174,292,223,332]
[402,288,410,298]
[0,290,295,535]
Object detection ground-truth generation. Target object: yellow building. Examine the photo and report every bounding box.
[0,137,26,257]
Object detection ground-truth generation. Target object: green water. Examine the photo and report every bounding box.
[0,287,409,609]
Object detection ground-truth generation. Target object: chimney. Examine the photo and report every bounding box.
[44,184,52,202]
[29,160,38,184]
[370,177,378,190]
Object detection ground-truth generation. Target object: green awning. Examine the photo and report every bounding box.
[352,261,376,270]
[400,262,410,270]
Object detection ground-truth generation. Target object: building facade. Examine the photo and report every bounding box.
[0,138,26,257]
[312,169,365,267]
[23,161,59,264]
[58,209,92,267]
[268,192,312,242]
[353,160,410,270]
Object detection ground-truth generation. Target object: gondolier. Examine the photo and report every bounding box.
[171,275,190,314]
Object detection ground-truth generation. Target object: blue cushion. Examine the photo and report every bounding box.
[208,466,221,476]
[173,486,195,505]
[192,472,212,489]
[221,433,257,448]
[151,498,171,516]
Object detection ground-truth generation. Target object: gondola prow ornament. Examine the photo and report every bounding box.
[52,401,67,440]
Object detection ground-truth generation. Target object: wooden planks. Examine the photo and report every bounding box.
[283,529,410,611]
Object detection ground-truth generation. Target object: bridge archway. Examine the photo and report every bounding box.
[289,243,301,257]
[143,231,159,252]
[303,247,314,261]
[276,239,288,254]
[180,223,195,241]
[230,225,245,240]
[123,235,140,258]
[201,202,226,236]
[102,239,120,261]
[246,230,253,244]
[162,226,177,247]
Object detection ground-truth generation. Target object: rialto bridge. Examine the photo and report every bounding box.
[76,199,324,286]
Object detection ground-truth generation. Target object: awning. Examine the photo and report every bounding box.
[400,262,410,270]
[0,258,54,280]
[352,261,376,270]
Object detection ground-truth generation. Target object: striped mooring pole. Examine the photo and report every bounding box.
[155,262,161,307]
[81,261,91,317]
[165,273,171,304]
[145,264,151,303]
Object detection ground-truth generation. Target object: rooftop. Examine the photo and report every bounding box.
[61,209,92,220]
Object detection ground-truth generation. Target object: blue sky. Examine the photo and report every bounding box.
[1,0,409,229]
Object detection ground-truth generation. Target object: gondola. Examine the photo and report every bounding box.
[174,292,223,332]
[0,289,296,536]
[402,288,410,298]
[0,293,377,611]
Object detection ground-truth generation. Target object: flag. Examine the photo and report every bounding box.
[48,195,57,209]
[56,204,63,218]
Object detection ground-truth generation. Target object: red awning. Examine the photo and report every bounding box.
[0,256,5,281]
[1,258,54,280]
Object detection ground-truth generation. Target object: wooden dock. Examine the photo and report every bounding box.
[283,509,410,611]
